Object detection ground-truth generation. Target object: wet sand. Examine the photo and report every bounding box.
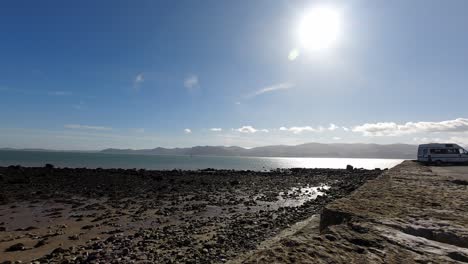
[0,165,382,263]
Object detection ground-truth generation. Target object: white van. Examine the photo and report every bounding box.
[418,143,468,165]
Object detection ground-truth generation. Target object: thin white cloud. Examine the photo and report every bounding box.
[48,91,71,96]
[248,82,294,98]
[64,124,112,131]
[235,126,268,133]
[281,126,315,134]
[353,118,468,136]
[184,128,192,134]
[133,73,144,90]
[73,101,85,110]
[210,128,223,132]
[328,123,338,131]
[279,125,326,134]
[342,126,350,132]
[184,74,199,89]
[412,137,442,144]
[135,73,144,83]
[333,137,341,140]
[134,128,145,133]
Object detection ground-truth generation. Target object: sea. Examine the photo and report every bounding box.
[0,150,404,170]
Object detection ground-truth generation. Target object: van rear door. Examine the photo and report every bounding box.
[418,147,428,161]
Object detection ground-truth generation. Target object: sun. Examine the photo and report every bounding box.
[298,6,342,52]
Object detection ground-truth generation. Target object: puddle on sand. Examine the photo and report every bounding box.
[277,185,330,207]
[255,185,330,209]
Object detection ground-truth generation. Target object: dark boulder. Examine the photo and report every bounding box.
[6,243,25,252]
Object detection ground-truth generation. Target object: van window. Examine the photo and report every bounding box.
[430,149,448,154]
[447,148,458,154]
[423,149,427,155]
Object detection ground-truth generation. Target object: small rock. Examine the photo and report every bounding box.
[51,247,67,254]
[81,225,94,230]
[69,234,79,240]
[6,243,25,252]
[24,226,38,231]
[34,239,47,248]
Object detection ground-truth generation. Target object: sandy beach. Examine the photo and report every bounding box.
[0,165,381,263]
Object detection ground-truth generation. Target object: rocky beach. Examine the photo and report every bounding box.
[0,165,382,263]
[239,161,468,263]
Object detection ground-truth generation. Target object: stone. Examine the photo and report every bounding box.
[6,243,25,252]
[51,247,67,254]
[34,239,47,248]
[69,234,79,240]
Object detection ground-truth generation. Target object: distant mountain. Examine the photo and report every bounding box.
[101,143,416,159]
[0,148,96,153]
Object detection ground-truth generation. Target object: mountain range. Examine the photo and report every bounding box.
[100,143,417,159]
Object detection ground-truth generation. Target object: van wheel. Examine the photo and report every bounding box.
[435,160,443,166]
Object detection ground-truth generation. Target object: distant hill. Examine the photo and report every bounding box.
[100,143,416,159]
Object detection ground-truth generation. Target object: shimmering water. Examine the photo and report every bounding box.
[276,185,331,207]
[0,150,403,170]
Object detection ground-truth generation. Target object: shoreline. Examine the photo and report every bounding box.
[0,165,382,263]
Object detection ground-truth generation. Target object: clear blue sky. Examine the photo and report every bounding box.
[1,0,468,149]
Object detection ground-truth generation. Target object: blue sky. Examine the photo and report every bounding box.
[1,0,468,149]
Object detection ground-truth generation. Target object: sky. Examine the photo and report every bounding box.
[1,0,468,150]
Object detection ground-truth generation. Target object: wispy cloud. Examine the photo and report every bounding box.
[48,91,71,96]
[279,126,325,134]
[210,128,223,132]
[184,128,192,134]
[412,137,442,144]
[248,82,294,98]
[73,101,85,110]
[235,126,269,133]
[184,74,199,89]
[353,118,468,136]
[133,73,144,90]
[328,123,338,131]
[64,124,112,131]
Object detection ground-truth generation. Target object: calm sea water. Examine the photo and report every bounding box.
[0,150,403,170]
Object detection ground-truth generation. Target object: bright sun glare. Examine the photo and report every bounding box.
[298,6,342,52]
